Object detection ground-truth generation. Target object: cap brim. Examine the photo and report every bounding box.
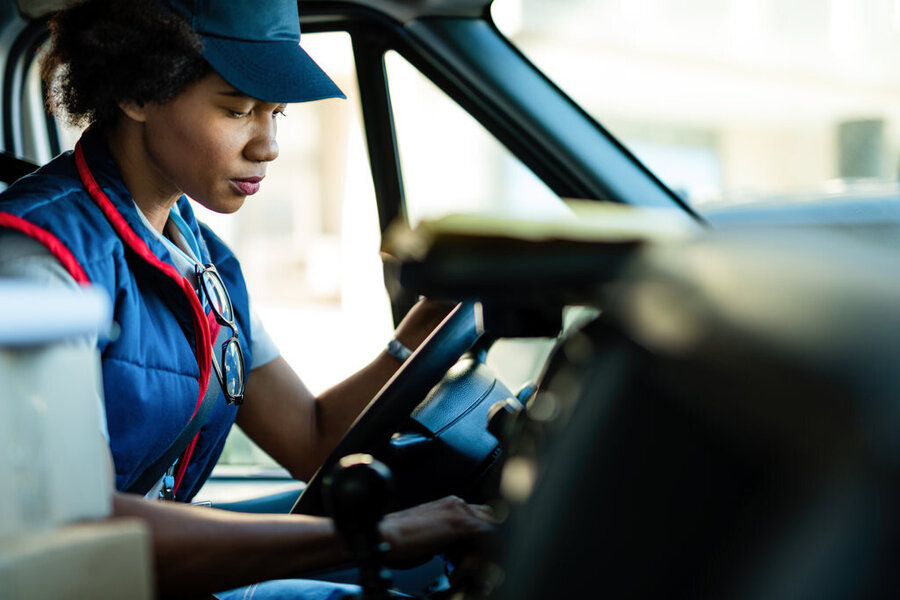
[201,37,346,104]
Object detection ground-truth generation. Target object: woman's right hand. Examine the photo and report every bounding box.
[379,495,496,567]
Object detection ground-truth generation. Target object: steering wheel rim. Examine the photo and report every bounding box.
[291,301,483,515]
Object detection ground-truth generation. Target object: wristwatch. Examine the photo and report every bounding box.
[386,338,413,362]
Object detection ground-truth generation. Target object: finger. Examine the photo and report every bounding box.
[465,503,499,522]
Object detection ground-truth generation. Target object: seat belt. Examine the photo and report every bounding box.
[125,322,229,497]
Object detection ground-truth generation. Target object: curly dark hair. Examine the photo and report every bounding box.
[40,0,211,130]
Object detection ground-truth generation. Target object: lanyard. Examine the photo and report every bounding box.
[158,207,211,313]
[167,207,204,264]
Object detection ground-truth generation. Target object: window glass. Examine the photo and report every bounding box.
[385,50,564,397]
[385,50,568,225]
[492,0,900,208]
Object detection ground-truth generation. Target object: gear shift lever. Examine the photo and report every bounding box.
[323,453,395,600]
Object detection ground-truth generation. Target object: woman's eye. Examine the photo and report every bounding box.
[228,110,250,118]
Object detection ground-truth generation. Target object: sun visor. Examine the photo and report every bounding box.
[15,0,68,19]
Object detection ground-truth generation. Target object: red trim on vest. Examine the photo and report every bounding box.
[74,141,212,495]
[0,212,91,284]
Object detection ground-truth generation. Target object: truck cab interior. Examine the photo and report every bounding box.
[3,0,900,598]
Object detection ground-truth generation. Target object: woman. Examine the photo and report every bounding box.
[0,0,493,597]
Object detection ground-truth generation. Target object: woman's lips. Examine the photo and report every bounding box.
[230,176,263,196]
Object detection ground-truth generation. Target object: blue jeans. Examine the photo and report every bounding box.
[217,579,361,600]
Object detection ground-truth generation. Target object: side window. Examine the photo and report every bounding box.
[385,51,561,393]
[206,31,394,468]
[384,51,568,226]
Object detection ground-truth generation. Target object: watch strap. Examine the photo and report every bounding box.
[386,338,413,362]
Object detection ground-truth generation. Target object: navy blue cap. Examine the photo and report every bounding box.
[163,0,345,103]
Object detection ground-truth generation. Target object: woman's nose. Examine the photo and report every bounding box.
[244,121,279,163]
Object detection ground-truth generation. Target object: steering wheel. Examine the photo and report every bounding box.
[291,301,484,515]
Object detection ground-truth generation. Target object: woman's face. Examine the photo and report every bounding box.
[135,72,285,214]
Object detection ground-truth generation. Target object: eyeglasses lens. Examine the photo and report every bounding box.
[201,269,233,322]
[223,338,244,397]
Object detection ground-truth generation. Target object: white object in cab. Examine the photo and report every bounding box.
[0,281,112,540]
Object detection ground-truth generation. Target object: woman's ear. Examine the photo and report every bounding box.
[118,99,147,123]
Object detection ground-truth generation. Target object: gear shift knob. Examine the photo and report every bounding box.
[323,453,394,599]
[325,453,393,543]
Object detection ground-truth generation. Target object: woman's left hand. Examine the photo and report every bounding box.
[392,298,458,351]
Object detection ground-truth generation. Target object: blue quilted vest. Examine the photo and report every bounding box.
[0,129,253,501]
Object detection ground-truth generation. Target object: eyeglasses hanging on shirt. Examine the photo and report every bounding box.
[166,207,246,405]
[195,262,245,404]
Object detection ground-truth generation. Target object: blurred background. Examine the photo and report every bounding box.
[495,0,900,207]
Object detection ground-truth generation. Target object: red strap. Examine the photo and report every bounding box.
[0,212,91,284]
[74,141,212,495]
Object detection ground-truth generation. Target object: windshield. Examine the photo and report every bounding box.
[493,0,900,208]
